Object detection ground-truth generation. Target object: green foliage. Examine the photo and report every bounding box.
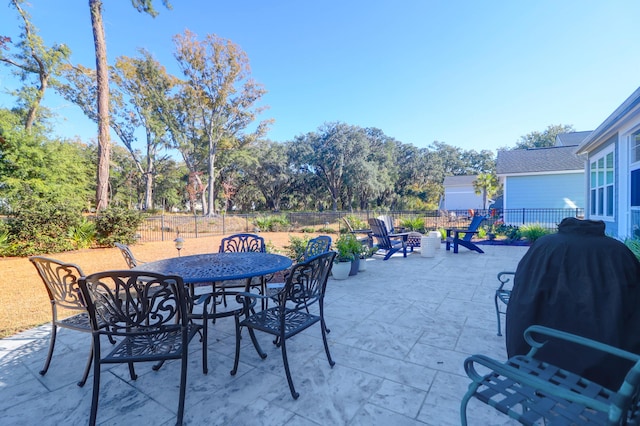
[94,207,145,247]
[300,227,315,233]
[283,235,310,260]
[0,110,93,211]
[399,217,426,233]
[514,124,575,150]
[3,200,83,256]
[476,227,487,239]
[68,218,96,249]
[316,226,336,234]
[519,223,548,242]
[343,214,368,231]
[334,233,360,262]
[624,238,640,262]
[253,214,290,232]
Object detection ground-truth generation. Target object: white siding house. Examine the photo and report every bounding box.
[496,133,588,227]
[442,175,485,211]
[576,86,640,239]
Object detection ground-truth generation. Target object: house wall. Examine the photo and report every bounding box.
[503,172,584,226]
[443,186,484,210]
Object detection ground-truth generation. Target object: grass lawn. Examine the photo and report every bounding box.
[0,232,319,338]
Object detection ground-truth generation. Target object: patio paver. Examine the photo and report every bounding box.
[0,244,527,425]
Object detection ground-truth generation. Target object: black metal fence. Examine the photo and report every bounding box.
[136,208,585,243]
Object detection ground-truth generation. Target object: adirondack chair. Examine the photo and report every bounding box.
[367,218,408,260]
[445,215,486,254]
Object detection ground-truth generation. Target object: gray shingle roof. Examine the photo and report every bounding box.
[443,175,478,185]
[497,146,585,174]
[556,131,591,146]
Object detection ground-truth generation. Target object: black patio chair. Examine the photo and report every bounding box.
[114,242,145,268]
[232,251,337,399]
[494,271,515,336]
[217,233,268,308]
[79,270,205,426]
[461,325,640,425]
[29,256,104,387]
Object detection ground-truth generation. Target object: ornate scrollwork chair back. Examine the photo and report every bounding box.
[233,251,337,399]
[217,233,268,307]
[79,270,204,426]
[219,233,266,253]
[301,235,332,261]
[29,256,95,387]
[114,242,143,268]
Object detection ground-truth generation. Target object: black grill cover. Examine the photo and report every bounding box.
[506,217,640,389]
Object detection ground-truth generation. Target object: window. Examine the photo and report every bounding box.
[590,148,614,219]
[632,132,640,164]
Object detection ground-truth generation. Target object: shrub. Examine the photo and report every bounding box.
[68,218,96,249]
[624,238,640,262]
[400,217,426,233]
[343,214,368,231]
[519,223,549,243]
[4,200,83,256]
[253,214,290,232]
[284,235,310,260]
[94,207,145,247]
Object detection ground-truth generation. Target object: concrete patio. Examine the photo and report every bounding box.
[0,244,528,425]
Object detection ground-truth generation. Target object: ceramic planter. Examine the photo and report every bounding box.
[332,261,351,280]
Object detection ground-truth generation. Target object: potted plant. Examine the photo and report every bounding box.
[333,234,357,280]
[358,244,377,272]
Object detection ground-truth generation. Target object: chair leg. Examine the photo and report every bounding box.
[77,342,93,387]
[88,338,101,426]
[231,315,242,376]
[39,324,57,376]
[128,362,137,380]
[320,318,335,367]
[494,294,503,337]
[280,337,299,399]
[460,384,478,426]
[176,349,188,426]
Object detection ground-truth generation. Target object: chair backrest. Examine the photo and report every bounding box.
[462,215,486,242]
[219,233,266,253]
[279,251,337,311]
[302,236,332,261]
[368,218,393,249]
[342,217,355,233]
[30,256,86,312]
[377,215,395,233]
[114,242,139,268]
[78,270,188,334]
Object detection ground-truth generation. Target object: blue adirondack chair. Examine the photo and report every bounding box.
[445,215,486,254]
[368,218,408,260]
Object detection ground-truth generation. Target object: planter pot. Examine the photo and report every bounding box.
[332,261,351,280]
[349,257,360,276]
[358,257,369,271]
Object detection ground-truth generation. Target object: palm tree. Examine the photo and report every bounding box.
[473,173,499,210]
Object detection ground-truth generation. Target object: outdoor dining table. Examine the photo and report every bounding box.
[132,252,293,285]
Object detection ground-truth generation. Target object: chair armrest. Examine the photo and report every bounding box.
[496,272,515,291]
[446,229,479,234]
[524,325,640,363]
[464,354,612,414]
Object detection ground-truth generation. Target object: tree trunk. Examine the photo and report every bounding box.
[90,0,110,211]
[206,139,216,216]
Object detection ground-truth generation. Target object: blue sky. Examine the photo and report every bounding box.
[1,0,640,154]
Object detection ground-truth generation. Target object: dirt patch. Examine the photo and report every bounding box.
[0,232,324,338]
